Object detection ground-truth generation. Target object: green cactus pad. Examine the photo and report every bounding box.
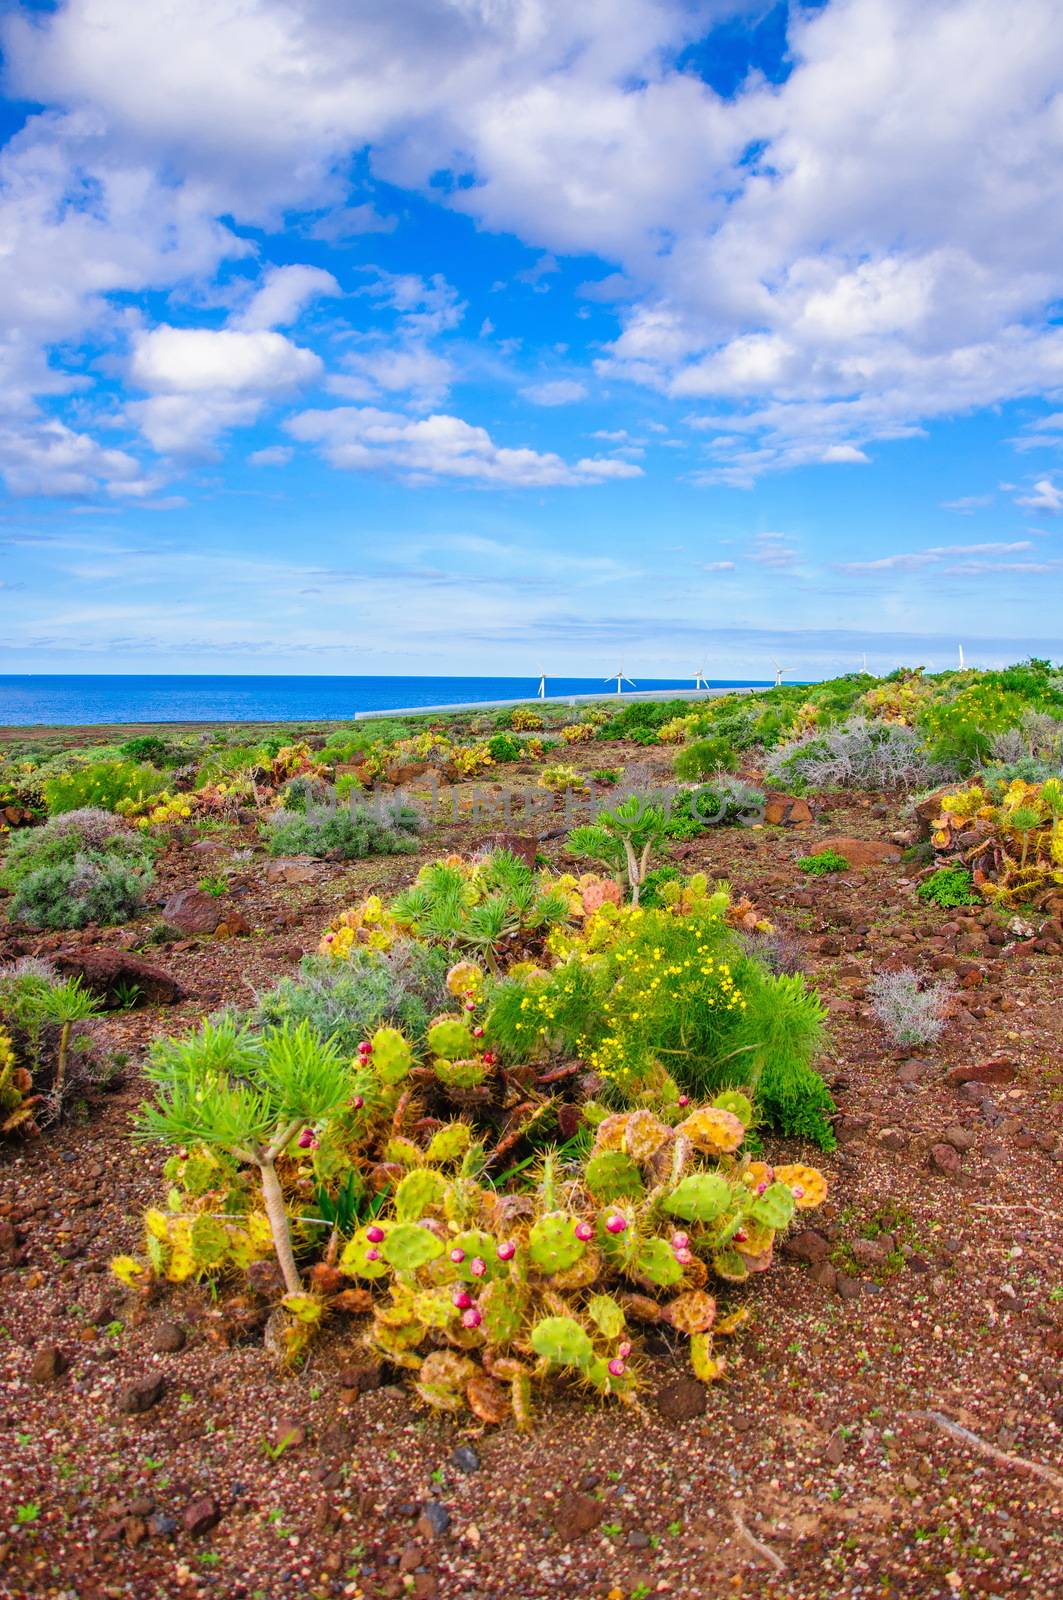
[711,1089,754,1127]
[339,1227,391,1280]
[410,1287,458,1329]
[433,1056,487,1090]
[382,1223,445,1272]
[633,1237,685,1288]
[427,1016,475,1060]
[370,1026,414,1084]
[189,1215,230,1267]
[530,1315,594,1370]
[394,1167,448,1221]
[182,1154,220,1196]
[750,1181,796,1230]
[586,1293,626,1339]
[450,1228,504,1281]
[712,1247,750,1283]
[663,1172,732,1222]
[425,1122,473,1164]
[528,1212,586,1274]
[479,1279,527,1344]
[384,1136,425,1167]
[584,1150,645,1202]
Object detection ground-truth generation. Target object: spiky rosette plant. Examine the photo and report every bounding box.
[136,1018,355,1296]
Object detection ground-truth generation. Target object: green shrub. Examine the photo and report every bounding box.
[487,732,522,762]
[11,855,152,929]
[916,866,979,907]
[266,799,421,860]
[487,895,834,1145]
[2,810,154,889]
[43,761,165,816]
[664,781,765,838]
[118,736,174,766]
[796,848,850,875]
[673,738,738,781]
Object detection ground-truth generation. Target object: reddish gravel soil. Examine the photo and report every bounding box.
[1,759,1062,1600]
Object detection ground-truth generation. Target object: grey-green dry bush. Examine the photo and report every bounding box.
[11,856,152,930]
[3,811,155,929]
[2,809,153,885]
[867,967,953,1046]
[266,798,421,859]
[765,718,950,792]
[251,942,450,1054]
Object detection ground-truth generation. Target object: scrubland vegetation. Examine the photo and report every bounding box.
[2,661,1062,1597]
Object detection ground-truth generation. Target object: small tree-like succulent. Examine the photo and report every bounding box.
[567,794,666,905]
[32,978,102,1106]
[138,1018,354,1295]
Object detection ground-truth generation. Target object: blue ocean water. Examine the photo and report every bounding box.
[0,675,775,728]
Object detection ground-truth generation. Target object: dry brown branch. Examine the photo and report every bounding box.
[907,1409,1063,1491]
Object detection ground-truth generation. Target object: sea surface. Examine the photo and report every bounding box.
[0,675,775,728]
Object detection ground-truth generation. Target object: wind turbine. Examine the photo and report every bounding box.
[772,662,789,688]
[605,666,637,695]
[536,669,547,699]
[958,644,966,671]
[693,666,710,690]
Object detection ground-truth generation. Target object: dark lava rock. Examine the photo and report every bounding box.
[150,1321,186,1353]
[555,1491,605,1542]
[53,948,187,1008]
[148,1513,178,1539]
[655,1374,707,1422]
[928,1142,962,1177]
[450,1444,481,1474]
[782,1228,830,1265]
[160,888,229,936]
[182,1495,222,1536]
[335,1359,385,1396]
[116,1373,166,1414]
[30,1344,70,1384]
[946,1057,1017,1087]
[416,1501,451,1539]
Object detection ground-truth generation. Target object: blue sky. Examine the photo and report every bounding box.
[1,0,1062,678]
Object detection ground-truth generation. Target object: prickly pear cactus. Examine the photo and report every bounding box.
[424,1122,473,1164]
[664,1289,716,1335]
[530,1315,594,1371]
[663,1171,732,1222]
[479,1278,528,1344]
[382,1222,446,1272]
[586,1293,626,1339]
[528,1212,586,1274]
[339,1225,391,1280]
[427,1015,475,1060]
[394,1166,447,1220]
[749,1181,796,1230]
[773,1163,828,1208]
[623,1109,672,1161]
[711,1089,753,1127]
[632,1237,685,1289]
[370,1026,414,1084]
[584,1150,645,1202]
[433,1056,487,1090]
[676,1106,745,1154]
